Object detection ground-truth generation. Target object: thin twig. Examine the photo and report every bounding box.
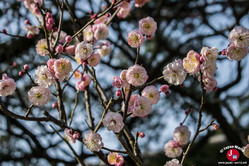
[50,125,87,166]
[69,92,79,126]
[25,104,34,117]
[102,147,127,154]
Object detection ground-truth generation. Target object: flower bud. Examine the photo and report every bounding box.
[116,89,122,97]
[19,71,25,76]
[65,35,72,43]
[56,44,63,53]
[52,102,58,108]
[23,64,30,71]
[139,132,145,138]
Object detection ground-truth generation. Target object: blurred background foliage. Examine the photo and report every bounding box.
[0,0,249,165]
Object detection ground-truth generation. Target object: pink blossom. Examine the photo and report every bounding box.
[163,59,186,86]
[200,47,218,64]
[93,23,109,41]
[139,16,157,36]
[64,128,76,143]
[112,76,122,88]
[47,58,56,75]
[28,86,51,106]
[127,29,144,48]
[83,25,94,42]
[87,52,101,67]
[141,85,160,105]
[73,70,82,80]
[164,159,182,166]
[83,131,104,152]
[34,65,54,88]
[0,74,16,96]
[133,96,152,117]
[200,62,217,76]
[164,140,182,158]
[107,152,125,166]
[117,1,131,19]
[134,0,150,7]
[36,39,49,56]
[55,44,63,53]
[103,112,124,133]
[65,45,75,55]
[120,70,129,87]
[228,26,249,48]
[75,41,93,62]
[54,58,72,81]
[126,65,148,86]
[183,50,200,75]
[201,72,217,92]
[243,144,249,158]
[173,126,191,146]
[52,31,67,44]
[122,94,140,115]
[75,74,91,91]
[97,40,112,57]
[94,15,110,24]
[24,25,39,36]
[226,43,248,61]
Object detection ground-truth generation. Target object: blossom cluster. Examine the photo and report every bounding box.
[0,74,16,97]
[164,125,191,159]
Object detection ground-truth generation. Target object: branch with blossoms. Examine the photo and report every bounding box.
[1,0,249,166]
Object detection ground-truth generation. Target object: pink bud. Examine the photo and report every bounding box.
[221,49,227,55]
[12,62,17,67]
[53,27,58,32]
[2,29,7,34]
[56,44,63,53]
[46,24,53,31]
[73,132,80,139]
[138,132,145,138]
[23,64,30,71]
[213,86,218,91]
[160,85,169,92]
[19,71,25,76]
[184,110,188,115]
[82,61,88,66]
[81,76,86,81]
[212,123,219,130]
[165,91,170,96]
[116,89,122,97]
[52,102,58,108]
[26,33,34,39]
[47,18,54,25]
[25,19,31,25]
[46,12,53,18]
[146,35,152,40]
[65,35,72,43]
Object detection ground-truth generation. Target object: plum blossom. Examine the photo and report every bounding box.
[173,126,191,146]
[83,131,104,152]
[202,73,217,92]
[34,65,54,88]
[75,41,93,62]
[64,128,76,143]
[164,159,182,166]
[96,40,112,57]
[87,52,101,67]
[120,70,129,87]
[228,26,249,48]
[141,85,160,105]
[54,58,72,81]
[117,1,131,19]
[94,15,110,24]
[28,86,51,106]
[164,140,182,158]
[36,39,49,56]
[133,96,152,117]
[127,29,144,48]
[108,152,125,166]
[226,43,248,61]
[0,74,16,96]
[126,65,148,86]
[103,112,124,133]
[112,76,122,88]
[134,0,150,7]
[93,23,109,41]
[75,74,91,91]
[139,16,157,36]
[52,31,67,44]
[24,25,39,38]
[183,50,200,75]
[73,70,82,80]
[200,47,218,65]
[163,59,186,86]
[83,25,94,42]
[65,45,75,55]
[122,94,140,115]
